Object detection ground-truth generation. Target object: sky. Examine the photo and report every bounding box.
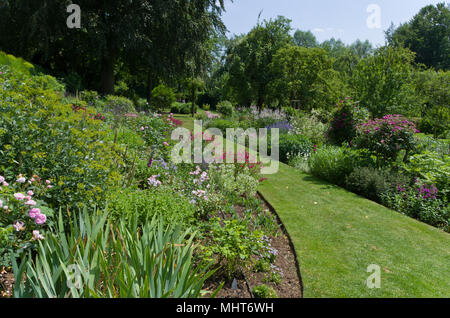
[221,0,447,46]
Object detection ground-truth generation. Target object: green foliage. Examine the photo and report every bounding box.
[269,45,332,108]
[253,258,271,273]
[382,188,449,232]
[308,145,356,186]
[403,151,450,201]
[252,284,278,298]
[171,102,197,115]
[386,3,450,70]
[293,30,318,48]
[328,98,369,145]
[205,119,237,131]
[345,167,411,203]
[0,51,35,75]
[351,46,419,117]
[107,187,196,226]
[225,16,293,107]
[354,115,419,165]
[104,95,136,115]
[216,100,234,116]
[152,84,176,111]
[291,111,329,145]
[0,66,122,209]
[278,134,313,163]
[201,217,266,279]
[202,104,211,111]
[12,209,219,298]
[80,90,104,110]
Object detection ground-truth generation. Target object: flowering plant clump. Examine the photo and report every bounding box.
[328,97,369,145]
[0,174,54,265]
[355,114,419,165]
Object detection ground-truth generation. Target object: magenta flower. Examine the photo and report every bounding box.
[14,193,25,200]
[29,208,41,219]
[35,214,47,225]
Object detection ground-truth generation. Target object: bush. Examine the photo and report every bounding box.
[104,95,136,115]
[382,186,449,232]
[151,84,176,111]
[355,114,419,165]
[345,167,411,203]
[278,134,313,163]
[80,90,104,110]
[205,119,237,131]
[308,145,356,186]
[202,104,211,111]
[291,111,329,145]
[252,284,278,298]
[328,97,369,145]
[108,187,196,226]
[216,101,234,117]
[0,66,122,210]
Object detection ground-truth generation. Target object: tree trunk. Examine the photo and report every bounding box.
[100,52,116,95]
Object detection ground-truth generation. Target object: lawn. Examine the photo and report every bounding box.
[258,163,450,298]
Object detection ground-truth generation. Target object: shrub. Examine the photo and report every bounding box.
[151,84,175,111]
[328,97,369,145]
[402,151,450,201]
[205,119,237,131]
[291,112,329,145]
[382,185,449,232]
[80,90,104,110]
[12,210,219,297]
[107,187,196,226]
[104,95,136,115]
[345,167,411,203]
[354,114,419,166]
[252,284,278,298]
[202,104,211,111]
[278,134,313,163]
[308,145,356,186]
[0,174,54,266]
[216,101,234,117]
[201,217,266,279]
[0,66,122,210]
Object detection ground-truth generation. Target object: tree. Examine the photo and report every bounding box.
[293,30,318,48]
[225,16,293,108]
[386,3,450,70]
[269,46,332,109]
[351,46,419,117]
[0,0,226,95]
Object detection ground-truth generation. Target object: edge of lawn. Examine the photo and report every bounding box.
[258,162,450,298]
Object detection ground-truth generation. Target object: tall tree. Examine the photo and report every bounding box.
[293,30,318,48]
[386,3,450,70]
[225,16,293,108]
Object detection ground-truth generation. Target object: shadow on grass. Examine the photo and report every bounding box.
[300,174,343,191]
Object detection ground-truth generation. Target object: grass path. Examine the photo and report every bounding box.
[173,114,450,297]
[258,163,450,298]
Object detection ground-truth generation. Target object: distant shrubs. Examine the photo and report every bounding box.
[104,95,136,115]
[108,187,196,226]
[328,98,369,145]
[308,145,355,186]
[354,114,419,165]
[345,167,411,203]
[171,101,197,114]
[205,119,237,131]
[216,101,234,117]
[278,134,313,163]
[291,111,329,145]
[151,84,175,111]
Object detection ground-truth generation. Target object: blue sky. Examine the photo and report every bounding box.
[221,0,446,46]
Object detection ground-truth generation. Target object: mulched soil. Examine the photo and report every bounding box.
[0,267,14,298]
[202,193,303,298]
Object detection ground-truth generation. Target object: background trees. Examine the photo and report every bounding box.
[386,2,450,70]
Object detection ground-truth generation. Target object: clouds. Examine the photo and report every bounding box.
[312,27,344,34]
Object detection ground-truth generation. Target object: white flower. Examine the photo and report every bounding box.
[32,230,44,241]
[16,176,26,183]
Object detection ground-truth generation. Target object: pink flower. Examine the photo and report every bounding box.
[0,176,4,183]
[3,206,8,211]
[35,214,47,225]
[25,200,37,206]
[14,193,25,200]
[45,180,51,185]
[27,191,34,196]
[29,208,41,219]
[3,182,8,187]
[32,230,44,241]
[47,185,53,189]
[163,142,169,146]
[0,199,2,207]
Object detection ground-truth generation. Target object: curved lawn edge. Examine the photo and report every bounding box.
[258,163,450,298]
[257,191,305,297]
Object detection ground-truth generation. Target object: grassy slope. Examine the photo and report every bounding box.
[259,163,450,298]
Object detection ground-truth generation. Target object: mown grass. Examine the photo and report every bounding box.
[258,163,450,298]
